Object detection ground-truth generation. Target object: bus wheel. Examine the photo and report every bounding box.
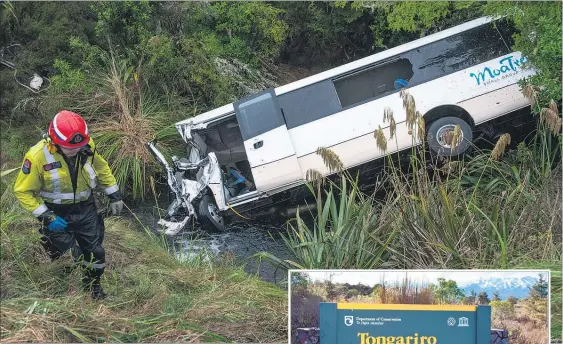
[197,195,226,232]
[426,116,473,157]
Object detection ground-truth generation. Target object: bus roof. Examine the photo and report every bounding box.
[177,16,495,128]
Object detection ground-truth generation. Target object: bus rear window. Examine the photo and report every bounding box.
[404,23,512,86]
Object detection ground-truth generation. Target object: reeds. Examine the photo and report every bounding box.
[492,133,511,160]
[540,100,562,134]
[315,147,344,173]
[305,168,324,187]
[400,88,417,130]
[374,125,387,153]
[279,176,395,269]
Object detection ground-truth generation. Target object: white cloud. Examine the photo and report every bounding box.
[293,270,548,287]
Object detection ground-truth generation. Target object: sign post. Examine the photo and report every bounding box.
[320,303,491,344]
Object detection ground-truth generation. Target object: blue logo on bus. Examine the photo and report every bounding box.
[469,55,527,86]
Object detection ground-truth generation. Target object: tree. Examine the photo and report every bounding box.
[477,291,490,305]
[370,284,383,300]
[383,1,484,37]
[463,290,477,305]
[346,289,360,300]
[430,278,464,304]
[292,273,310,289]
[273,2,377,66]
[90,1,156,57]
[490,300,515,322]
[492,291,501,302]
[524,298,548,325]
[211,2,288,63]
[325,273,338,301]
[484,1,562,107]
[528,274,548,299]
[507,296,519,305]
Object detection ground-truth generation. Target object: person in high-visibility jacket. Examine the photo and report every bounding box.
[14,110,124,300]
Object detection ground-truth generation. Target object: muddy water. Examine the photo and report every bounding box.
[173,224,294,286]
[124,200,294,288]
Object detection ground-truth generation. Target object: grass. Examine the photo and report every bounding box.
[494,298,549,344]
[278,134,561,271]
[0,180,287,343]
[278,175,396,270]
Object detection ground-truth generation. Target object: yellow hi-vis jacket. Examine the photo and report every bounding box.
[14,138,119,217]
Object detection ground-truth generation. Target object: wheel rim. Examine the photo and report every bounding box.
[207,202,223,225]
[436,124,463,149]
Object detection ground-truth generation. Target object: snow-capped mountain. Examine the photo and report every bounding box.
[459,276,539,300]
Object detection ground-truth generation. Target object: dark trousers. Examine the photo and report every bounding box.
[40,195,106,287]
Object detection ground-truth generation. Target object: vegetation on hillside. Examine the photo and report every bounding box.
[2,1,561,198]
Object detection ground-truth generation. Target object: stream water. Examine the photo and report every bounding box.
[125,199,295,288]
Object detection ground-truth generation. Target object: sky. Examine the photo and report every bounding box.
[293,270,546,287]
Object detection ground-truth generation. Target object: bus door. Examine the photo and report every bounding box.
[233,89,302,191]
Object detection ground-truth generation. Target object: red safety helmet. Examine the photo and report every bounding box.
[48,110,90,148]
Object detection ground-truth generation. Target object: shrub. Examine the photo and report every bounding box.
[491,300,516,322]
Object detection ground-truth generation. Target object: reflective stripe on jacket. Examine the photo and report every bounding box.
[14,138,118,216]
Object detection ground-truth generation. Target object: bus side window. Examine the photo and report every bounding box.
[333,58,414,108]
[278,80,342,129]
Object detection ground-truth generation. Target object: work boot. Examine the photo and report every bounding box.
[91,284,107,300]
[82,275,107,300]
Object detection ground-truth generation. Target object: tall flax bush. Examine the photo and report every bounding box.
[48,49,185,201]
[87,53,164,201]
[281,174,397,269]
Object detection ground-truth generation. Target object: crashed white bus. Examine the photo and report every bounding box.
[148,16,535,234]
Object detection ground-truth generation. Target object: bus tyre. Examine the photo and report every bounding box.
[197,195,226,232]
[426,116,473,157]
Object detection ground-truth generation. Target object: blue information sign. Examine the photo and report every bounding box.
[320,303,491,344]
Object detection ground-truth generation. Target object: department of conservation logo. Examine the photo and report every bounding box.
[344,316,354,326]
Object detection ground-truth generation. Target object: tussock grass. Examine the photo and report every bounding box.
[280,130,561,272]
[0,181,287,343]
[83,52,179,202]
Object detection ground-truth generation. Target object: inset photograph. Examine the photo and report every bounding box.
[290,270,550,344]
